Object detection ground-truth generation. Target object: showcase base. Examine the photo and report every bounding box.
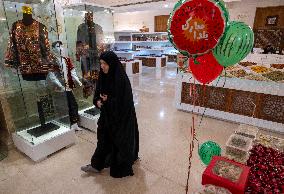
[12,121,76,162]
[27,122,60,137]
[79,106,100,133]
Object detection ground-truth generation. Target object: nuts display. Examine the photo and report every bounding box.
[271,64,284,69]
[212,160,243,182]
[239,62,257,67]
[262,71,284,82]
[231,137,247,148]
[235,124,259,139]
[227,69,247,77]
[196,185,232,194]
[250,66,271,74]
[225,134,252,164]
[244,74,269,81]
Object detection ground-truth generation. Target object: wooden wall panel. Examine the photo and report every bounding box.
[253,6,284,30]
[155,15,170,32]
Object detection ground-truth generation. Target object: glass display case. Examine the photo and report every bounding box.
[0,0,76,161]
[62,4,114,131]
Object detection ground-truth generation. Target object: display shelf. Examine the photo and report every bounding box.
[13,121,76,162]
[121,60,142,76]
[131,32,168,35]
[114,50,138,54]
[113,31,176,62]
[114,31,139,33]
[175,73,284,133]
[136,47,174,51]
[134,56,166,68]
[114,41,170,43]
[132,40,169,43]
[114,41,132,43]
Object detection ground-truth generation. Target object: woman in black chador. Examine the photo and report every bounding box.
[81,51,139,178]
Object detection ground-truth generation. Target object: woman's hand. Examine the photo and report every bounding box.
[100,94,108,102]
[97,100,103,108]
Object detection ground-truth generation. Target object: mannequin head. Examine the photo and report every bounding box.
[22,6,33,25]
[85,12,93,23]
[52,41,63,55]
[22,6,32,15]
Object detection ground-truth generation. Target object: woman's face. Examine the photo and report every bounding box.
[100,59,110,74]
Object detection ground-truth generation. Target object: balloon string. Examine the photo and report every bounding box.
[185,70,228,194]
[185,76,197,194]
[197,74,224,130]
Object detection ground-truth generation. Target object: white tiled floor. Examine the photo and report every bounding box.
[0,65,283,194]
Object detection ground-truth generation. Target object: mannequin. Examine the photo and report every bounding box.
[76,11,104,98]
[4,6,61,137]
[49,41,82,131]
[5,6,56,81]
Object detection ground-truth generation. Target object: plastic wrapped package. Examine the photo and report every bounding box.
[235,124,259,139]
[225,134,253,163]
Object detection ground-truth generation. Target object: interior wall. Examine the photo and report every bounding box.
[227,0,284,28]
[113,9,172,31]
[114,0,284,31]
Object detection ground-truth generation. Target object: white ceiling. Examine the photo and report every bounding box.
[82,0,240,7]
[64,0,242,12]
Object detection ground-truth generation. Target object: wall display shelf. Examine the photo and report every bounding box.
[113,31,178,62]
[175,73,284,133]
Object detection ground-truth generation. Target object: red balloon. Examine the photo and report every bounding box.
[169,0,226,56]
[189,52,223,84]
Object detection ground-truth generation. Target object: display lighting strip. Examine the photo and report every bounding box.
[111,0,166,7]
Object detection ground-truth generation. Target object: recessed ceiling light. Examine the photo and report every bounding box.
[40,0,44,2]
[164,4,169,8]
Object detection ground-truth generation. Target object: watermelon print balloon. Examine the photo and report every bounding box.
[189,52,223,84]
[167,0,184,55]
[199,141,221,165]
[169,0,227,56]
[213,0,230,26]
[213,21,254,67]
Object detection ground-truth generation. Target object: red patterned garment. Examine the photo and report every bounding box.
[64,57,76,90]
[5,19,55,77]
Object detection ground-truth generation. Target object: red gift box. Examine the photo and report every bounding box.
[202,156,250,194]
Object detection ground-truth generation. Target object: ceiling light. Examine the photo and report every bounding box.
[164,4,169,8]
[159,111,165,118]
[40,0,44,2]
